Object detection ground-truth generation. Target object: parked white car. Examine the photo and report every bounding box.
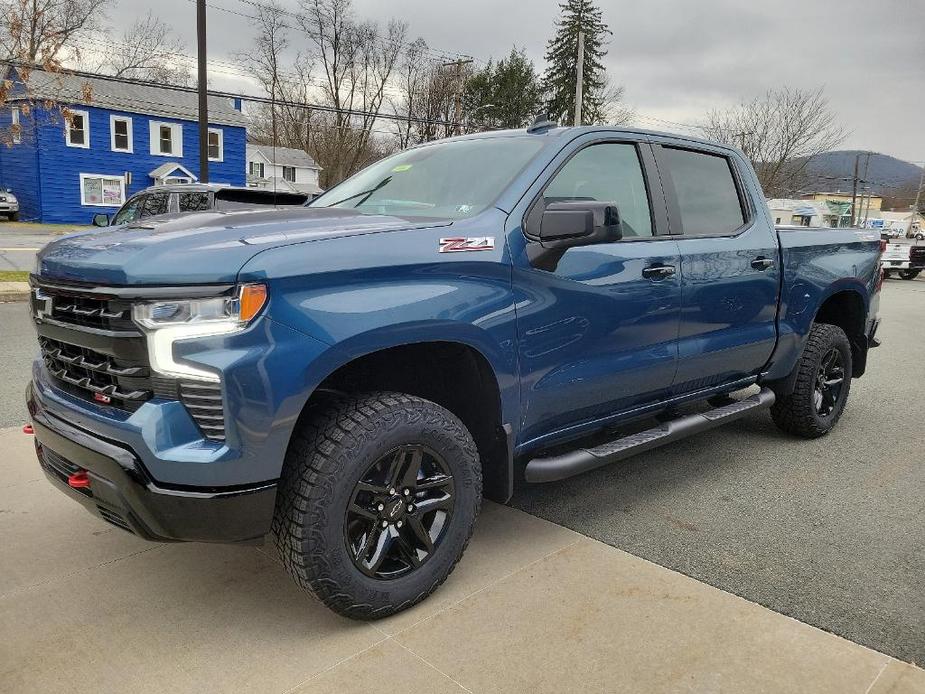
[881,241,925,280]
[0,189,19,221]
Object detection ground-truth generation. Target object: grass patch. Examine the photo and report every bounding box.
[0,271,29,282]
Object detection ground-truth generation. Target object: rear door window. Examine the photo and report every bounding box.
[178,191,211,212]
[661,147,745,236]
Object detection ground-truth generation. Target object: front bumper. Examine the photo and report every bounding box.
[28,382,277,543]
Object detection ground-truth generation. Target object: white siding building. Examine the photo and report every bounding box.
[246,144,322,195]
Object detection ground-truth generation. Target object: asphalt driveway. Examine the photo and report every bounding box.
[512,277,925,664]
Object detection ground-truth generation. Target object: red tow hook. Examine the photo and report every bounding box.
[67,471,91,489]
[22,423,34,435]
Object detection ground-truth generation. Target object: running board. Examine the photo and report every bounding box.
[524,387,776,483]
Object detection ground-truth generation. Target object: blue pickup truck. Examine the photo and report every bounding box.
[26,122,882,618]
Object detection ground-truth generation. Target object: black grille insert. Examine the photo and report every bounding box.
[37,445,92,497]
[97,506,134,533]
[179,382,226,441]
[40,337,153,411]
[41,292,138,333]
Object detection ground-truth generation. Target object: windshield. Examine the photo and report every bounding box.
[310,137,544,219]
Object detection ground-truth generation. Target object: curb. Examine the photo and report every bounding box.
[0,291,29,302]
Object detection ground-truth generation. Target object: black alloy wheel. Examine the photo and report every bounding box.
[813,348,846,418]
[345,444,455,580]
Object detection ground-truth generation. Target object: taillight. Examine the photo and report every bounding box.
[876,267,884,293]
[879,239,888,254]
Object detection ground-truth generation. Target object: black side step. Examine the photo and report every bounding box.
[524,387,776,483]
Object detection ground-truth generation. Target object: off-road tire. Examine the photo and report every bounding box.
[899,270,920,280]
[770,323,852,439]
[272,391,482,619]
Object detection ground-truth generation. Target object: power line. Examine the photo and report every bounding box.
[3,60,461,129]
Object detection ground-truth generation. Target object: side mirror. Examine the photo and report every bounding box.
[92,213,110,227]
[528,201,622,270]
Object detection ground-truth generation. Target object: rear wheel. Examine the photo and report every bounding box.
[771,323,852,438]
[272,391,482,619]
[882,270,893,279]
[899,270,920,280]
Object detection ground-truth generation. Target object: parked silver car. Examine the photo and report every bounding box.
[92,183,309,227]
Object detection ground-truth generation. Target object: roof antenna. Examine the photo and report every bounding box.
[527,113,558,134]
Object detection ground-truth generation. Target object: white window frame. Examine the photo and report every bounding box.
[79,173,126,207]
[65,109,90,148]
[249,161,265,178]
[149,120,183,157]
[110,115,133,153]
[282,165,296,182]
[11,107,21,144]
[207,127,223,162]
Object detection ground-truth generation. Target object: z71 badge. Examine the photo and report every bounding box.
[439,237,495,253]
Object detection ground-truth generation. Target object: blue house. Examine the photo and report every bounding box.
[0,67,247,223]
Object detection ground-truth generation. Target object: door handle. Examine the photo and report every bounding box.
[751,257,775,270]
[642,264,676,280]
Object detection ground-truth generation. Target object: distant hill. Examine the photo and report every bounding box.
[798,151,923,206]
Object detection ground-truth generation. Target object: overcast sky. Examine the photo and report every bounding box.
[107,0,925,163]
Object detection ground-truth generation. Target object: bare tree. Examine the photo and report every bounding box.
[701,86,847,197]
[296,0,407,185]
[238,0,318,153]
[389,40,460,146]
[0,0,109,64]
[102,11,191,85]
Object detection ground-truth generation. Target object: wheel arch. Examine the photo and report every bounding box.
[812,288,869,377]
[291,336,515,503]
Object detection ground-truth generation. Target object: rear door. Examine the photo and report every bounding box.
[652,142,780,393]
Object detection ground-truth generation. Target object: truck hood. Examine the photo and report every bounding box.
[37,207,451,286]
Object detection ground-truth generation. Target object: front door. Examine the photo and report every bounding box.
[512,139,682,447]
[652,143,781,393]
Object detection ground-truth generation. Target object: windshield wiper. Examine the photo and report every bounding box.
[322,176,392,208]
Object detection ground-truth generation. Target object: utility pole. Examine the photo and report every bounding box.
[860,151,872,227]
[574,31,585,126]
[442,58,473,135]
[908,165,924,234]
[196,0,209,183]
[850,152,860,226]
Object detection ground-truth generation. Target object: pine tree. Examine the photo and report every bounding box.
[541,0,611,125]
[464,47,543,130]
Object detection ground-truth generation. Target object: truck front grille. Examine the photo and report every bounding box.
[40,337,153,411]
[32,280,228,442]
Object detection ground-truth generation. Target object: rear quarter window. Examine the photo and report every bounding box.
[662,147,745,236]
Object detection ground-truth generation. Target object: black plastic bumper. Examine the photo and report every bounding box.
[27,383,277,544]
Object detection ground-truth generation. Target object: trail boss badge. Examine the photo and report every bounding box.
[438,237,495,253]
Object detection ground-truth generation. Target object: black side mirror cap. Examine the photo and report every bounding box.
[528,201,622,270]
[91,213,110,227]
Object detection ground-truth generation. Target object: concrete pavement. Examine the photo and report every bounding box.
[0,424,922,693]
[514,277,925,665]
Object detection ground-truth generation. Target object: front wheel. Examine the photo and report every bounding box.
[771,323,852,438]
[899,270,920,280]
[272,392,482,619]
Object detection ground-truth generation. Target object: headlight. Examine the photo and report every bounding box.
[133,284,267,382]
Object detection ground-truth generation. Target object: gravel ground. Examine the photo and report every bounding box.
[512,277,925,664]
